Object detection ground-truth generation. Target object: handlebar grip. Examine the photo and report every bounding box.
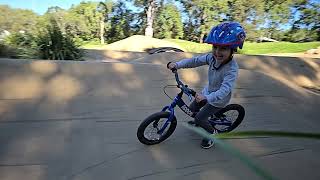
[198,99,208,106]
[166,62,177,73]
[166,62,172,69]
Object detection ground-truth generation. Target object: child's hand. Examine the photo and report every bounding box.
[167,62,177,70]
[195,93,206,103]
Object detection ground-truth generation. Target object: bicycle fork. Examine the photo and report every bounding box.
[158,92,195,134]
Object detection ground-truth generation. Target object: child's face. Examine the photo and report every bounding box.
[212,46,233,63]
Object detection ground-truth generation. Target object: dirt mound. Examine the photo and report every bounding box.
[83,49,148,62]
[102,35,185,52]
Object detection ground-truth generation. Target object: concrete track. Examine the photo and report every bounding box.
[0,54,319,180]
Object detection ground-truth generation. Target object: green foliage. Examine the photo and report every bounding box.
[0,5,39,33]
[166,39,211,53]
[239,41,320,54]
[227,0,264,41]
[291,0,320,41]
[68,2,102,40]
[81,40,104,49]
[3,32,40,59]
[97,1,114,44]
[106,1,134,43]
[154,3,184,39]
[37,18,83,60]
[0,41,17,58]
[166,39,320,54]
[1,0,319,57]
[179,0,229,42]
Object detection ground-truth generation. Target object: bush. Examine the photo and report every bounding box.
[3,32,40,59]
[1,18,83,60]
[0,42,16,57]
[37,18,83,60]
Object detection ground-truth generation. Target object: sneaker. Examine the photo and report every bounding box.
[201,138,214,149]
[200,129,218,149]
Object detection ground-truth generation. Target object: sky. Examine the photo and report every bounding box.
[0,0,115,15]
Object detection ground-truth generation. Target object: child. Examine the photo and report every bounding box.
[167,22,246,149]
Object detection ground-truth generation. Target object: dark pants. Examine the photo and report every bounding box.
[189,100,221,134]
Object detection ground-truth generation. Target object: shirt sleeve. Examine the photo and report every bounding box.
[175,54,211,69]
[204,65,238,103]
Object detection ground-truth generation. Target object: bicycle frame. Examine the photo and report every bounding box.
[156,70,233,134]
[157,90,194,134]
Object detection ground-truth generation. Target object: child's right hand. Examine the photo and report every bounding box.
[167,62,177,70]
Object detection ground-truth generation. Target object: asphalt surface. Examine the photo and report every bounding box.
[0,54,319,180]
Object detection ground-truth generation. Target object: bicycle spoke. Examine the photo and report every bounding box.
[144,119,170,141]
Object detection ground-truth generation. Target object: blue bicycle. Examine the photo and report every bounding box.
[137,69,245,145]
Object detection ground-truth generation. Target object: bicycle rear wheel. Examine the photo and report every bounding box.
[212,104,245,133]
[137,112,177,145]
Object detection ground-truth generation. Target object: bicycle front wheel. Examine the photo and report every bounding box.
[137,112,177,145]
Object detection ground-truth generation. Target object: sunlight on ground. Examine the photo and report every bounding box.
[181,69,201,85]
[30,61,58,76]
[111,63,144,90]
[0,166,46,180]
[0,74,83,103]
[295,75,315,87]
[149,147,174,168]
[0,102,13,117]
[46,75,83,103]
[0,76,44,99]
[239,58,315,96]
[112,63,134,74]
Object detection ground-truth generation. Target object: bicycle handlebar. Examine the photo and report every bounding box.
[174,71,196,96]
[167,63,196,98]
[167,62,207,104]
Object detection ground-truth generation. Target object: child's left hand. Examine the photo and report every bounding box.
[195,93,206,103]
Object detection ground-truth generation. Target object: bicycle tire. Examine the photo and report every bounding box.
[213,104,245,133]
[137,111,177,145]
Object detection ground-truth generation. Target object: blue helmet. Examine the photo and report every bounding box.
[204,22,246,49]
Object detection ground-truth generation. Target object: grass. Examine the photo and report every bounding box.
[165,39,212,53]
[166,39,320,55]
[80,41,107,49]
[80,37,320,55]
[239,41,320,55]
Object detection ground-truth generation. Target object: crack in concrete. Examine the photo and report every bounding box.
[0,117,141,124]
[256,148,306,158]
[68,148,144,179]
[0,163,46,167]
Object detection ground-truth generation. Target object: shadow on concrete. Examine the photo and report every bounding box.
[0,55,319,180]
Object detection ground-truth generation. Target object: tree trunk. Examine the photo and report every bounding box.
[199,12,207,43]
[145,0,156,37]
[100,19,105,44]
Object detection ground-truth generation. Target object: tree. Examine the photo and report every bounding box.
[290,0,320,41]
[37,17,82,60]
[106,1,135,43]
[178,0,229,42]
[262,0,294,39]
[68,2,103,40]
[154,3,183,39]
[226,0,264,41]
[0,5,39,33]
[97,0,113,44]
[131,0,163,37]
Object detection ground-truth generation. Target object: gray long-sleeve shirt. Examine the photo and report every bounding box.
[175,53,239,108]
